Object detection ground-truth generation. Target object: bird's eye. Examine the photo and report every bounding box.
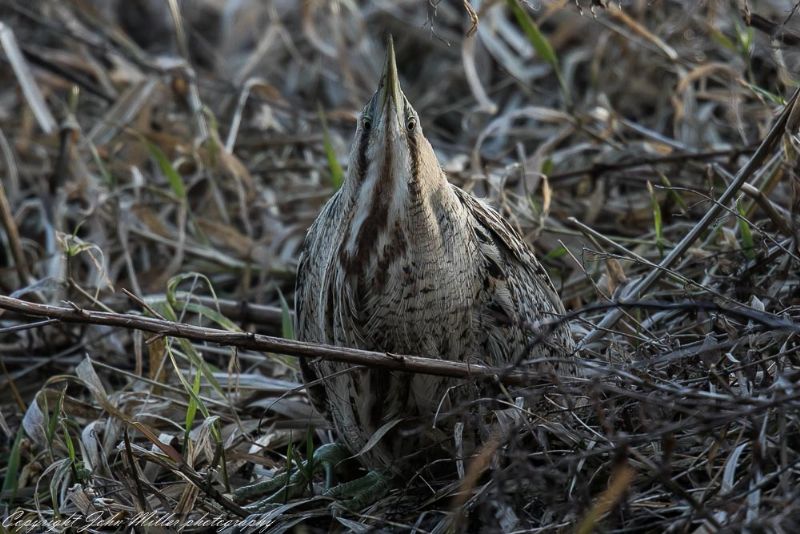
[407,117,417,131]
[363,118,371,130]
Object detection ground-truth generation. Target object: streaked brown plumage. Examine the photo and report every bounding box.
[295,38,575,476]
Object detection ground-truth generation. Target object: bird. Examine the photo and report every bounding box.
[294,36,575,496]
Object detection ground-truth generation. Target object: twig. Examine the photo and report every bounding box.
[745,12,800,46]
[578,88,800,349]
[741,182,795,237]
[548,146,755,182]
[462,0,479,36]
[0,173,30,286]
[0,294,531,385]
[567,217,728,301]
[0,318,58,334]
[2,295,798,386]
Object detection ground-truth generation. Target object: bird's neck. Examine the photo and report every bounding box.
[337,167,463,276]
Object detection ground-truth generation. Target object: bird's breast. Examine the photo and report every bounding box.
[335,203,480,360]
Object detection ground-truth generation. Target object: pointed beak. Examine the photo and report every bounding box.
[378,36,403,122]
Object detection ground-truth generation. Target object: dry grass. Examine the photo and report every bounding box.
[1,0,800,532]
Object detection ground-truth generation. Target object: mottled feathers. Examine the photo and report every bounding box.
[295,38,574,475]
[296,180,575,473]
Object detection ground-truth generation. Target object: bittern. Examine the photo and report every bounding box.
[237,37,575,509]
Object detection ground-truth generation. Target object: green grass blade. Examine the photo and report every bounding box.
[545,245,567,260]
[647,181,664,257]
[737,198,755,259]
[1,428,24,500]
[506,0,571,106]
[659,173,688,213]
[87,140,115,187]
[318,103,344,190]
[304,429,315,486]
[184,368,202,452]
[278,289,295,340]
[507,0,557,66]
[46,388,65,446]
[144,139,186,199]
[709,27,736,52]
[165,341,211,420]
[177,301,242,332]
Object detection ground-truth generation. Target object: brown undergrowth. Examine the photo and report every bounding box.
[1,1,800,532]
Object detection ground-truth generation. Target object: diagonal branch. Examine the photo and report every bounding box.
[578,87,800,349]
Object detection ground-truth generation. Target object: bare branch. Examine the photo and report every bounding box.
[0,294,531,385]
[578,87,800,349]
[2,295,797,386]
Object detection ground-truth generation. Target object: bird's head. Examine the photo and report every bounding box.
[345,36,441,199]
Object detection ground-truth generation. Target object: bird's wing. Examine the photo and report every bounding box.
[295,189,344,342]
[294,189,345,415]
[451,185,562,300]
[451,184,572,364]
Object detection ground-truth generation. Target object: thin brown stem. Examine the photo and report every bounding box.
[578,87,800,348]
[0,294,530,385]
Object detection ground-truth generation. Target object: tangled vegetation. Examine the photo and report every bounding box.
[1,0,800,532]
